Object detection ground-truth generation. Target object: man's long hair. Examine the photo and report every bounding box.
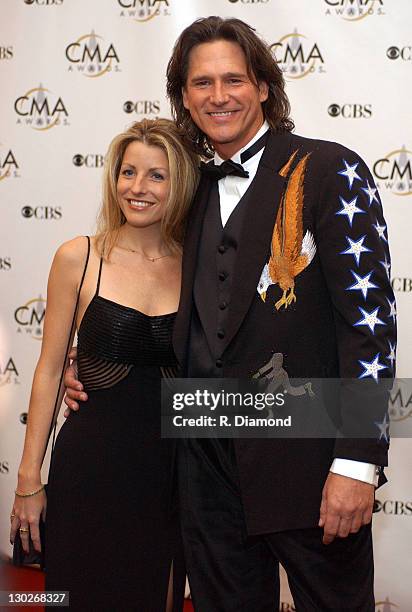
[166,16,294,157]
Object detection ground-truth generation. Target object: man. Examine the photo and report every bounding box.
[66,17,396,611]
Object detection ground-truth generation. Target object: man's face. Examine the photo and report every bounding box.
[182,39,268,159]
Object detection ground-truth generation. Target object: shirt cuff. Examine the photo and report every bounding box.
[330,458,379,486]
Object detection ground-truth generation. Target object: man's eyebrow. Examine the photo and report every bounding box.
[189,71,247,82]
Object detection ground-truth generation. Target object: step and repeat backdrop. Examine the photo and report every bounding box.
[0,0,411,609]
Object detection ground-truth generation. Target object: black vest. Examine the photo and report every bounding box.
[188,180,253,377]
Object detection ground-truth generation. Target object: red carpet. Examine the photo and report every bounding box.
[0,557,194,611]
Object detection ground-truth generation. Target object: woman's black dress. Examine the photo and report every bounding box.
[45,257,184,611]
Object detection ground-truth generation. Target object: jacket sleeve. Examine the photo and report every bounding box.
[314,149,396,466]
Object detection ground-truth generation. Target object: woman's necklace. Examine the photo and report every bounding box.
[116,244,172,263]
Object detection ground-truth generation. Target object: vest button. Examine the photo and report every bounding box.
[218,272,227,281]
[218,245,226,254]
[217,329,225,339]
[215,359,223,368]
[219,301,228,310]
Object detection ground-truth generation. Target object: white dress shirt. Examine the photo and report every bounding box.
[215,121,269,227]
[213,121,378,486]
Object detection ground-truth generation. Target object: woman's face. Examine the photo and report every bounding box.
[117,140,170,229]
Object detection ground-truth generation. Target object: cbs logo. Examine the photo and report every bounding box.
[387,46,411,61]
[21,206,62,219]
[328,103,372,119]
[123,100,160,115]
[374,499,412,515]
[72,154,104,168]
[21,206,34,218]
[72,154,84,167]
[0,257,11,271]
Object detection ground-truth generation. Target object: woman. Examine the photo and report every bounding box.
[10,118,199,611]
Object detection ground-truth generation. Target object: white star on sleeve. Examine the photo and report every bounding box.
[386,340,396,369]
[336,196,365,227]
[354,306,386,334]
[373,221,388,243]
[347,270,378,300]
[340,235,372,266]
[374,413,390,442]
[359,353,387,382]
[379,254,391,280]
[361,180,380,206]
[386,297,397,323]
[338,159,362,190]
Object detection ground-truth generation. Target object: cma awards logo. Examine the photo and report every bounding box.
[373,146,412,196]
[123,100,160,115]
[375,597,399,611]
[73,153,105,168]
[270,30,325,79]
[66,31,121,78]
[324,0,385,21]
[15,296,46,340]
[14,84,69,130]
[328,103,372,119]
[0,145,20,181]
[0,357,19,387]
[117,0,171,23]
[388,380,412,423]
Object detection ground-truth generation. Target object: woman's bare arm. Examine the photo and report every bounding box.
[10,236,87,551]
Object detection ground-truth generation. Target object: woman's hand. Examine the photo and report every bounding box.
[10,485,47,554]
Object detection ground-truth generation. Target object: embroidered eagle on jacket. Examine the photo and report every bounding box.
[258,151,317,310]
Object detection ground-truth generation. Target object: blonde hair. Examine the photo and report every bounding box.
[96,118,199,258]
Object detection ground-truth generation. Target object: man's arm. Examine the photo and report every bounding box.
[314,147,396,543]
[63,347,88,417]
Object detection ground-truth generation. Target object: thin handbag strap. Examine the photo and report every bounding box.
[43,235,91,467]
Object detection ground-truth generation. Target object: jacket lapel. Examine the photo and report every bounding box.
[173,175,212,366]
[221,131,293,352]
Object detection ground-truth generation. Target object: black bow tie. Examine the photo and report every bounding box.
[200,158,249,180]
[200,129,270,181]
